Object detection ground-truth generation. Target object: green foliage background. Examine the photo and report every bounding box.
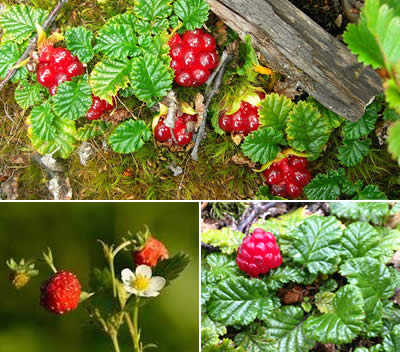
[0,202,199,352]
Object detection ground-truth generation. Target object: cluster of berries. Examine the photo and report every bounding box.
[236,228,282,277]
[36,45,85,96]
[154,113,197,145]
[169,29,219,87]
[264,156,311,199]
[86,95,115,120]
[219,94,265,136]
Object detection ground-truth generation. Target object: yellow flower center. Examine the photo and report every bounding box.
[131,275,150,291]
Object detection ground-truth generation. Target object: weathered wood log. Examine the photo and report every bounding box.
[207,0,383,121]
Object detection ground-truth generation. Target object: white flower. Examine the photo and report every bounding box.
[121,265,166,297]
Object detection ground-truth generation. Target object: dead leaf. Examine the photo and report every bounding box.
[102,109,130,125]
[274,80,301,100]
[201,218,219,232]
[283,285,303,304]
[231,134,244,145]
[375,121,391,146]
[321,344,336,352]
[122,168,134,177]
[231,154,256,168]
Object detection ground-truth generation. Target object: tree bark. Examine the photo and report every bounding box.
[207,0,383,121]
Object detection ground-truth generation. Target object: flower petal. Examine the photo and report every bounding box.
[136,265,152,278]
[150,276,166,291]
[124,285,137,295]
[141,290,160,297]
[121,268,135,284]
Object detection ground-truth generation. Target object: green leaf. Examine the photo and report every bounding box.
[174,0,209,30]
[376,227,400,263]
[286,101,331,158]
[255,185,286,200]
[304,168,346,200]
[343,102,378,139]
[315,291,335,314]
[235,35,260,82]
[307,97,344,129]
[338,138,371,167]
[108,119,151,154]
[241,127,285,164]
[139,34,170,62]
[202,338,245,352]
[267,306,315,352]
[202,328,220,349]
[202,314,227,339]
[135,18,170,36]
[383,107,399,121]
[353,185,388,200]
[130,54,173,105]
[106,13,136,29]
[341,221,380,261]
[234,325,278,352]
[152,251,190,282]
[28,113,76,159]
[0,42,28,82]
[65,26,94,63]
[29,101,56,141]
[134,0,172,20]
[304,285,365,344]
[386,79,400,114]
[388,120,400,165]
[288,216,343,275]
[384,325,400,352]
[89,58,131,104]
[94,24,140,59]
[76,121,110,141]
[205,253,241,284]
[264,266,304,290]
[14,81,43,109]
[329,202,390,225]
[208,277,278,326]
[340,257,393,336]
[0,5,48,43]
[201,227,245,255]
[52,76,92,120]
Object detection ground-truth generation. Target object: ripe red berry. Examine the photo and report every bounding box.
[39,45,55,63]
[40,271,81,314]
[236,228,282,277]
[36,63,55,88]
[169,29,219,87]
[154,113,197,145]
[86,95,115,120]
[263,155,312,199]
[134,237,169,267]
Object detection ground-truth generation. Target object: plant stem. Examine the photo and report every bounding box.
[110,333,121,352]
[133,298,141,352]
[124,313,137,352]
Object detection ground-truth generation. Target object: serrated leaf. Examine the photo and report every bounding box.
[130,54,173,105]
[106,13,136,29]
[288,216,343,275]
[174,0,209,30]
[76,121,110,141]
[65,26,94,63]
[152,252,190,282]
[90,58,131,104]
[353,185,388,200]
[134,0,172,20]
[205,253,241,284]
[264,266,304,290]
[14,81,43,109]
[236,35,260,82]
[241,127,285,164]
[201,227,245,255]
[29,101,56,141]
[0,42,28,82]
[202,314,227,339]
[52,76,92,120]
[255,185,286,200]
[329,202,390,225]
[383,107,399,121]
[304,168,346,200]
[139,34,170,62]
[341,221,380,261]
[208,277,278,326]
[307,97,344,129]
[340,257,393,336]
[388,120,400,165]
[108,119,151,154]
[135,18,170,35]
[338,138,371,167]
[384,325,400,352]
[94,24,140,59]
[304,285,365,344]
[202,328,220,349]
[234,325,278,352]
[286,101,331,159]
[386,79,400,115]
[267,306,315,352]
[28,113,76,159]
[0,5,48,43]
[343,102,378,139]
[376,227,400,263]
[202,338,245,352]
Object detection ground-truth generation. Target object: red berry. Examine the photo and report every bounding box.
[236,228,282,277]
[264,166,284,185]
[289,155,308,170]
[286,182,303,198]
[169,33,182,48]
[49,85,58,96]
[192,68,210,86]
[270,184,288,198]
[219,113,232,131]
[174,120,192,145]
[170,44,185,61]
[182,48,197,68]
[183,30,204,49]
[201,33,217,51]
[175,70,194,87]
[154,113,197,145]
[39,45,55,63]
[40,271,81,314]
[155,118,172,141]
[54,72,70,86]
[291,169,311,186]
[275,158,290,174]
[65,58,85,78]
[134,237,169,267]
[50,47,73,68]
[36,63,55,87]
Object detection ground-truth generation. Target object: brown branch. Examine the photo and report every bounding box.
[0,0,69,92]
[191,51,232,161]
